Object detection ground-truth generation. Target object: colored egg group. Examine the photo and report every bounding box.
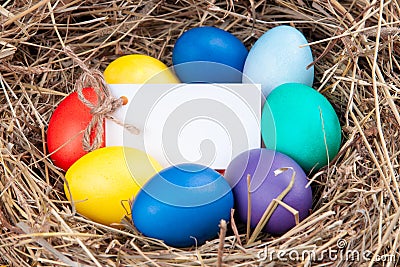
[65,146,162,226]
[131,163,234,247]
[46,24,343,245]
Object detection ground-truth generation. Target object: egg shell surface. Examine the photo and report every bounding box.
[172,26,248,83]
[47,87,104,171]
[104,54,179,84]
[131,163,234,247]
[65,146,162,226]
[224,148,312,235]
[261,83,341,172]
[243,25,314,97]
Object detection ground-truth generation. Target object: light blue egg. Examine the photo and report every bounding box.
[242,25,314,97]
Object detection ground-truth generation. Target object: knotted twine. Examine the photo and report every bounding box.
[64,46,140,152]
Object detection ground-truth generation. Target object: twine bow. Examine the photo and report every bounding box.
[64,46,140,152]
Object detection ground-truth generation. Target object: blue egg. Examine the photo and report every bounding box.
[243,25,314,97]
[172,27,248,83]
[131,163,234,247]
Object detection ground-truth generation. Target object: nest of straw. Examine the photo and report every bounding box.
[1,0,400,266]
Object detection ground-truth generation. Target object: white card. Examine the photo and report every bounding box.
[106,83,261,169]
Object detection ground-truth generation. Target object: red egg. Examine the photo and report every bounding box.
[47,87,105,171]
[216,169,225,175]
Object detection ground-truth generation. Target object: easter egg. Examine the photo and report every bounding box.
[261,83,341,172]
[172,26,248,83]
[243,25,314,97]
[104,54,179,84]
[65,146,162,226]
[132,163,234,247]
[47,87,103,171]
[224,148,312,235]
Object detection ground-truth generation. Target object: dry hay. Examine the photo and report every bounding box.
[1,0,400,266]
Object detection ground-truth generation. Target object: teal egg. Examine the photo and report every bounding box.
[261,83,341,172]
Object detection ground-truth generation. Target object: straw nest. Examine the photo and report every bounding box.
[1,1,399,266]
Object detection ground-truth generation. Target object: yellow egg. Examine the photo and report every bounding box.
[104,54,179,84]
[64,146,162,226]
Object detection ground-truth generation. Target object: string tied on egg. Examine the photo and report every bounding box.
[63,46,140,152]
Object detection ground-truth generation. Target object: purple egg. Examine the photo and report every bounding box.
[224,148,312,235]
